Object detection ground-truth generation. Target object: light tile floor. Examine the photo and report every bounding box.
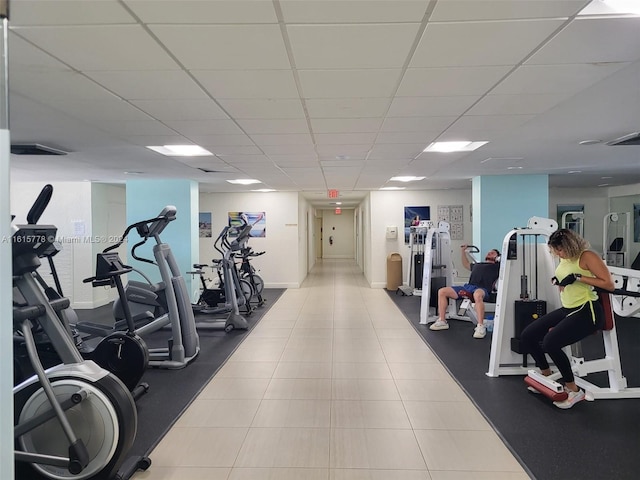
[133,259,531,480]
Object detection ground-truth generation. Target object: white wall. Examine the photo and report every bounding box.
[91,184,127,305]
[369,189,473,288]
[12,182,94,308]
[298,194,312,285]
[199,191,301,288]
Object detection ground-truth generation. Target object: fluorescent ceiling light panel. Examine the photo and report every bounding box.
[424,141,488,153]
[227,179,262,185]
[380,186,406,190]
[580,0,640,15]
[147,145,213,156]
[251,188,276,192]
[389,176,425,182]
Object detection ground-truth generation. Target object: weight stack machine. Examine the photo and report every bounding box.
[487,217,562,377]
[419,221,453,324]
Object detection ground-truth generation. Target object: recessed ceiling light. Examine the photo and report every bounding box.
[251,188,276,192]
[601,176,613,179]
[147,145,213,156]
[124,171,143,175]
[568,170,582,174]
[424,141,488,153]
[507,166,523,170]
[380,186,406,191]
[389,176,425,182]
[578,140,601,145]
[227,179,262,185]
[598,183,611,187]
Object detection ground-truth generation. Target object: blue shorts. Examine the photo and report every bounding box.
[452,284,489,299]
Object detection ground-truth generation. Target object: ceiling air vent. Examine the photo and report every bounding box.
[11,144,68,155]
[606,132,640,146]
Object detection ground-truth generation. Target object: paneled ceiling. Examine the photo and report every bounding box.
[7,0,640,207]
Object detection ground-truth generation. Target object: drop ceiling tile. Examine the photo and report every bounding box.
[260,144,318,155]
[411,19,566,67]
[493,63,629,95]
[268,154,318,164]
[193,70,299,99]
[388,96,479,117]
[185,135,256,147]
[381,116,457,132]
[95,120,177,137]
[527,17,640,65]
[375,132,439,144]
[445,114,536,133]
[315,133,378,145]
[8,34,71,72]
[467,93,573,115]
[316,145,372,157]
[430,0,588,21]
[218,99,306,119]
[318,153,367,162]
[217,154,270,164]
[273,158,320,168]
[298,69,402,98]
[397,66,512,97]
[204,145,263,155]
[236,119,310,135]
[287,24,421,69]
[280,0,429,23]
[306,98,390,118]
[86,71,208,100]
[320,160,365,168]
[131,99,228,121]
[121,135,190,147]
[10,71,118,101]
[164,119,244,136]
[149,25,291,69]
[44,98,152,122]
[249,134,314,146]
[12,0,135,25]
[14,25,179,70]
[311,118,383,134]
[125,0,278,24]
[368,144,425,159]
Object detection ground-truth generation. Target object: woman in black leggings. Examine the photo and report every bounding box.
[520,228,614,409]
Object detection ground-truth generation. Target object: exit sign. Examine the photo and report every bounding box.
[335,207,342,215]
[328,189,339,199]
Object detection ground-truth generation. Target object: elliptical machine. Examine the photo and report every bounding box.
[12,185,149,480]
[13,185,149,398]
[77,206,200,369]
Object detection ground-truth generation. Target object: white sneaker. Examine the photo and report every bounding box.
[473,324,487,339]
[429,319,449,331]
[553,388,585,409]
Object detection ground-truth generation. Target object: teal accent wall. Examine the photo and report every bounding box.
[125,179,198,296]
[473,175,549,255]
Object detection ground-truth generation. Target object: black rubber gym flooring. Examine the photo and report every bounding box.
[73,290,284,472]
[388,291,640,480]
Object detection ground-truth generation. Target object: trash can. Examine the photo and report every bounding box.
[386,253,403,291]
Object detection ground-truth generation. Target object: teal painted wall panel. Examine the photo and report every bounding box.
[473,175,549,256]
[125,179,198,296]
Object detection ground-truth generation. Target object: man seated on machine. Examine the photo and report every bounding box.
[429,245,501,339]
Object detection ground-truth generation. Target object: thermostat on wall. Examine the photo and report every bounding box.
[386,226,398,239]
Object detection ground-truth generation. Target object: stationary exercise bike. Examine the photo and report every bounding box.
[236,246,266,308]
[12,185,150,480]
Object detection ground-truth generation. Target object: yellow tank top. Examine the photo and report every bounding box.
[555,251,597,308]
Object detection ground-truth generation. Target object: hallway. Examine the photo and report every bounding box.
[134,259,529,480]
